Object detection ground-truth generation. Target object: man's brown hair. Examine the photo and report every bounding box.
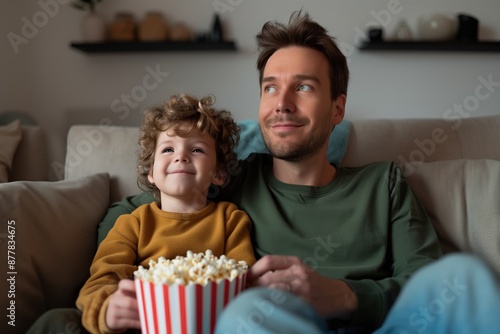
[256,10,349,99]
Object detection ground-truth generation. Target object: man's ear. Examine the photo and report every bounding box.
[331,94,346,126]
[212,170,226,186]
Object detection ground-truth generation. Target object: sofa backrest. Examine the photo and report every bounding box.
[65,125,141,202]
[65,115,500,203]
[341,115,500,168]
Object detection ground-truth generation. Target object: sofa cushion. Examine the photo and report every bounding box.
[406,159,500,275]
[0,173,110,334]
[0,120,22,182]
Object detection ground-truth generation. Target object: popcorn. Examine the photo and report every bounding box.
[134,250,248,334]
[134,249,248,286]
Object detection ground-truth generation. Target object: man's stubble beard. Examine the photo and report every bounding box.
[263,125,332,162]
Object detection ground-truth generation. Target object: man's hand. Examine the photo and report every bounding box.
[247,255,357,321]
[106,279,141,331]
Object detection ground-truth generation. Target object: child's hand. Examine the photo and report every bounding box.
[106,279,141,331]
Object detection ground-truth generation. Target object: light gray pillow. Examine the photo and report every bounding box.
[0,173,110,333]
[0,120,22,182]
[406,159,500,275]
[10,125,47,181]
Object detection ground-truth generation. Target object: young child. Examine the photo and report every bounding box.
[76,94,256,333]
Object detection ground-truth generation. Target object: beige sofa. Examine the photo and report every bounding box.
[1,115,499,333]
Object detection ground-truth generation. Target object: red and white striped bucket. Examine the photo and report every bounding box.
[135,273,247,334]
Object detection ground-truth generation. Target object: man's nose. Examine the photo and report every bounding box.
[275,89,296,113]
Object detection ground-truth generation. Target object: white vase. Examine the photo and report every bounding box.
[417,14,457,41]
[394,19,413,41]
[82,12,106,43]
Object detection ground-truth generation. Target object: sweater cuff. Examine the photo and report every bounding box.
[341,279,387,330]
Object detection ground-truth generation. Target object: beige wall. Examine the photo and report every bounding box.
[2,0,500,180]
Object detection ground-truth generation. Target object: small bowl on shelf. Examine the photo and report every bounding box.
[417,14,457,41]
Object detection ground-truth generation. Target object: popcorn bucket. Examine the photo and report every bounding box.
[135,273,247,334]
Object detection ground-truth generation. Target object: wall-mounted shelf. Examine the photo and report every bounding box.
[358,41,500,52]
[70,40,237,53]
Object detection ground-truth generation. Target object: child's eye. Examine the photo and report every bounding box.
[162,147,174,153]
[192,148,204,153]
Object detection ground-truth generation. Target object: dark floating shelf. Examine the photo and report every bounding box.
[70,40,237,53]
[358,41,500,52]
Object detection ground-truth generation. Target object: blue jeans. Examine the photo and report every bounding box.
[215,254,500,334]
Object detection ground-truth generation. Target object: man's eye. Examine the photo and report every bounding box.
[264,85,277,93]
[298,84,312,92]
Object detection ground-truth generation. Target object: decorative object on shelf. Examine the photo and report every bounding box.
[81,13,107,42]
[169,23,192,41]
[368,27,384,43]
[109,12,136,42]
[393,19,413,41]
[72,0,107,43]
[417,13,456,41]
[210,13,224,42]
[456,13,479,42]
[138,12,169,42]
[71,0,103,12]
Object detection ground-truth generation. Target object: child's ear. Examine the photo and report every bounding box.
[212,170,226,186]
[147,167,155,185]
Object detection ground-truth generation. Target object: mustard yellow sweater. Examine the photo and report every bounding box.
[76,201,255,334]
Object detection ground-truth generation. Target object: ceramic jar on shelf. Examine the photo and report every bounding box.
[81,12,107,43]
[169,23,192,41]
[138,12,169,42]
[417,14,457,41]
[109,12,136,42]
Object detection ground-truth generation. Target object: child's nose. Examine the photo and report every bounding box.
[175,151,189,163]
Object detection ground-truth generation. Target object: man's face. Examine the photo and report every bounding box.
[259,46,345,162]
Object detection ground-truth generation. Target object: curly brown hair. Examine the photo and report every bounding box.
[256,10,349,99]
[137,93,240,199]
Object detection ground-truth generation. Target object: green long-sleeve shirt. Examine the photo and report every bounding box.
[219,154,442,329]
[98,154,442,330]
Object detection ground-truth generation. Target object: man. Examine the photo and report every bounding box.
[213,11,440,332]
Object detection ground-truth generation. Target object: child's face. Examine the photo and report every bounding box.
[148,126,224,209]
